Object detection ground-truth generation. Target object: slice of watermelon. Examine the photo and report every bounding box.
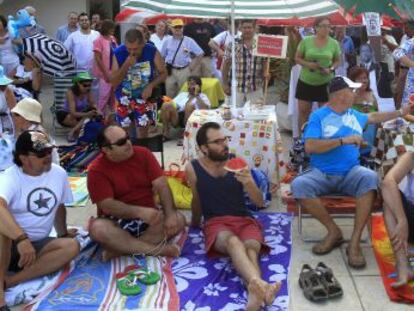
[224,157,248,172]
[410,94,414,103]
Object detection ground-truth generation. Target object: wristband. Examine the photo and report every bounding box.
[14,233,28,245]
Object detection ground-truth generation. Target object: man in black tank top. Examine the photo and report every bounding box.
[185,122,280,311]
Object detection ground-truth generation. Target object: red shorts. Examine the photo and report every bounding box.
[203,215,269,257]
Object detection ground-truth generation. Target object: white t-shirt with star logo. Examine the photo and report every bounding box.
[0,164,73,241]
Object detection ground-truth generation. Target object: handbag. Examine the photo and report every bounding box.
[163,163,192,209]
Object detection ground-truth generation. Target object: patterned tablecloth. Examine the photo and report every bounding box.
[182,109,285,183]
[371,126,414,172]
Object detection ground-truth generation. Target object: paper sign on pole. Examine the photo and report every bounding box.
[363,12,381,36]
[253,34,288,59]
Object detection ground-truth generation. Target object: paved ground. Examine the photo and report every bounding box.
[11,79,413,310]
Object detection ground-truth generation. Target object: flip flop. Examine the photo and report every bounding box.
[345,247,366,269]
[124,264,161,285]
[115,272,142,296]
[298,264,329,302]
[315,262,343,299]
[312,237,344,255]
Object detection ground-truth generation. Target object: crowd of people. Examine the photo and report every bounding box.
[3,6,414,310]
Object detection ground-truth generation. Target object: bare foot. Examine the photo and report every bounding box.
[158,243,181,257]
[264,282,281,305]
[102,249,122,262]
[391,264,414,288]
[246,278,266,311]
[138,208,162,226]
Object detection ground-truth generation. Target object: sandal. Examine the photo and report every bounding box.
[346,247,366,269]
[298,264,328,302]
[315,262,343,299]
[312,236,344,255]
[124,264,161,285]
[115,271,142,296]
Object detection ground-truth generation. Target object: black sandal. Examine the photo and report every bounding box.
[315,262,343,299]
[298,264,329,302]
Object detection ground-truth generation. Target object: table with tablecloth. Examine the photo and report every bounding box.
[370,125,414,175]
[179,78,225,108]
[182,109,285,183]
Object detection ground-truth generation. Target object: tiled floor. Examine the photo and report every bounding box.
[10,80,413,310]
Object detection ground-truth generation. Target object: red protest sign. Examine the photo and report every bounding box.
[254,34,288,59]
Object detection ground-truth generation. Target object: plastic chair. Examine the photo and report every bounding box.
[132,134,165,169]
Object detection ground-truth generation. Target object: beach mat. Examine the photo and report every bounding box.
[372,213,414,303]
[174,212,292,310]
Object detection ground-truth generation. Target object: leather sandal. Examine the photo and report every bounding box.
[298,264,329,302]
[315,262,343,299]
[312,236,344,255]
[346,247,366,269]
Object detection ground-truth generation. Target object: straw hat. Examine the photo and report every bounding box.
[170,19,184,27]
[0,65,13,86]
[11,98,43,123]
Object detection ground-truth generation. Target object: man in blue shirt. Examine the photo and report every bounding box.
[292,76,414,268]
[55,12,79,43]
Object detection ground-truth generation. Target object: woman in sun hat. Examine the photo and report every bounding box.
[56,71,98,141]
[0,65,16,135]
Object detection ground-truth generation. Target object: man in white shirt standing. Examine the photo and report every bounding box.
[150,20,171,52]
[0,130,79,311]
[64,12,100,72]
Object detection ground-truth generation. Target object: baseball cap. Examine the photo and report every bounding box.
[170,19,184,27]
[72,71,94,84]
[11,98,43,123]
[15,130,55,157]
[329,76,362,94]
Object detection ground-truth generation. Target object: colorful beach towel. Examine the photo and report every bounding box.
[371,213,414,303]
[174,212,292,311]
[26,231,187,311]
[66,176,89,207]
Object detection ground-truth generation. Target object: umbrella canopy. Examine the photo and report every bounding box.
[333,0,407,19]
[121,0,340,20]
[23,34,76,76]
[115,8,194,25]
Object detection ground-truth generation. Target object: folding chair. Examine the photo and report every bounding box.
[132,134,165,169]
[51,71,81,136]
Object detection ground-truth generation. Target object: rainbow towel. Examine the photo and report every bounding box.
[66,176,89,207]
[372,213,414,303]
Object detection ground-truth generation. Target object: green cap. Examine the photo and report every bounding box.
[72,72,94,84]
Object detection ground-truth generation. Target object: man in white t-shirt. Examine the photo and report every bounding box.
[0,130,79,311]
[64,12,99,71]
[160,76,210,141]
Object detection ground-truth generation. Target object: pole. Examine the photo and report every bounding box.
[230,0,237,109]
[263,57,270,104]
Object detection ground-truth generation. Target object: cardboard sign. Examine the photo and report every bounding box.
[363,12,381,36]
[254,34,288,59]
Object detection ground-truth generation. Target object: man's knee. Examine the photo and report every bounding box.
[61,239,80,259]
[89,219,112,243]
[291,174,317,199]
[349,167,378,197]
[243,239,261,253]
[225,235,242,250]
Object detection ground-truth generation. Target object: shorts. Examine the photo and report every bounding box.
[56,110,70,126]
[178,110,185,128]
[89,216,149,238]
[295,79,329,103]
[203,215,269,257]
[115,97,157,128]
[291,166,378,199]
[400,191,414,242]
[9,237,55,272]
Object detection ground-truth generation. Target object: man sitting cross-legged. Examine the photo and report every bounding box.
[291,76,414,269]
[185,122,280,311]
[0,130,80,311]
[87,125,186,260]
[382,152,414,288]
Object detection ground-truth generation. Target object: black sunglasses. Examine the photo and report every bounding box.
[29,148,53,158]
[106,135,130,147]
[81,82,92,88]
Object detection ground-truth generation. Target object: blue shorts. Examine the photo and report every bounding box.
[291,165,378,199]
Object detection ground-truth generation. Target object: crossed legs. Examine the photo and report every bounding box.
[213,231,280,311]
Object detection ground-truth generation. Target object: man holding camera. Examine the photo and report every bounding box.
[160,19,204,98]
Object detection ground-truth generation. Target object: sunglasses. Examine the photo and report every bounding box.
[29,148,53,158]
[106,135,130,147]
[81,82,92,88]
[206,137,229,145]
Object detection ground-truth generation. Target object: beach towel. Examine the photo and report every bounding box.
[25,231,187,311]
[371,213,414,303]
[174,212,292,311]
[66,176,89,207]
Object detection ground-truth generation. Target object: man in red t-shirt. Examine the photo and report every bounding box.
[87,125,186,260]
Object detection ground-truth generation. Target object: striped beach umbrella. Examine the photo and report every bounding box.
[119,0,340,21]
[23,34,76,76]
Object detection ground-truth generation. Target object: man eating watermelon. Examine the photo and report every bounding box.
[185,122,280,311]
